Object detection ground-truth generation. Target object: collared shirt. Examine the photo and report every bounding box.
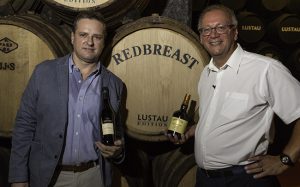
[62,56,101,165]
[195,44,300,169]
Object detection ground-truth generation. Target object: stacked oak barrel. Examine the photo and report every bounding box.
[0,0,299,187]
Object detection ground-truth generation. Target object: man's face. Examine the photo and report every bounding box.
[71,18,105,64]
[199,9,238,60]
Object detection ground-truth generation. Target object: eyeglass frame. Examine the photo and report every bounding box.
[198,24,236,36]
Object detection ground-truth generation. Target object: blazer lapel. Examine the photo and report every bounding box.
[56,55,70,121]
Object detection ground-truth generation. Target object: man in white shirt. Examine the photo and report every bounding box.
[167,4,300,187]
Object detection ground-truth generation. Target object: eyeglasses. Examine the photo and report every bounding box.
[198,24,235,36]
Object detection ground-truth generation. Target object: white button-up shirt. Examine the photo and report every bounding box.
[195,44,300,169]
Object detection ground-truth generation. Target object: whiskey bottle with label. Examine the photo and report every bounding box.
[167,94,191,139]
[100,87,115,146]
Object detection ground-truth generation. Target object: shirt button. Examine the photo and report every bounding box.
[79,96,83,101]
[75,132,79,135]
[78,80,82,83]
[54,155,58,159]
[77,114,81,118]
[59,134,63,138]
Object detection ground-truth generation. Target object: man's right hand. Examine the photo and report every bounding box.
[11,182,29,187]
[165,125,196,144]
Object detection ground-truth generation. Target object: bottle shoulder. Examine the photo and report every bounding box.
[172,110,188,119]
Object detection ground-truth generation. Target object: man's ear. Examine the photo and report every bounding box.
[71,32,74,44]
[234,29,238,41]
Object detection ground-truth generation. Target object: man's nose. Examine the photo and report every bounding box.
[87,36,94,45]
[210,28,219,37]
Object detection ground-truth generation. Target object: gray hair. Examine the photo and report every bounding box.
[197,4,238,30]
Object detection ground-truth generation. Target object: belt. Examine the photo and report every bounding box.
[59,160,99,172]
[200,165,245,178]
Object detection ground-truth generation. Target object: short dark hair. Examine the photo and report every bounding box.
[197,4,238,30]
[72,11,107,38]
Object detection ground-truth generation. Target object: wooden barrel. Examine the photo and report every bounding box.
[0,14,72,137]
[40,0,149,30]
[267,14,300,45]
[247,0,287,13]
[220,0,247,11]
[237,11,266,44]
[112,166,129,187]
[152,143,196,187]
[113,144,151,187]
[106,14,209,141]
[287,48,300,81]
[0,0,43,16]
[288,48,300,70]
[254,42,283,61]
[259,0,287,11]
[284,0,300,15]
[192,0,208,11]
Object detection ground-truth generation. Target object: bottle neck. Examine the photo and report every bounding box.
[102,89,110,107]
[102,94,114,114]
[180,104,188,112]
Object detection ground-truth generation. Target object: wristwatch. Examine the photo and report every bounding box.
[280,153,294,166]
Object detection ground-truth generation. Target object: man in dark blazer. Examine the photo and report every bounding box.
[9,11,125,187]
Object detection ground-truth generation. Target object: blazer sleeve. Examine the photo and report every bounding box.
[113,82,126,164]
[9,67,39,183]
[106,71,126,164]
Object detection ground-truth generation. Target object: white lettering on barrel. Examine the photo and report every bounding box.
[241,25,262,31]
[281,27,300,32]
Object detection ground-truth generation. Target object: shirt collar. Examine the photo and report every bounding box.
[68,55,102,75]
[207,44,243,74]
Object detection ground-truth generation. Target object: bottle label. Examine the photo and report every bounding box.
[102,122,114,135]
[168,117,188,134]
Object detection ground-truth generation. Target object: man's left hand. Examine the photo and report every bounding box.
[245,155,289,179]
[95,140,124,159]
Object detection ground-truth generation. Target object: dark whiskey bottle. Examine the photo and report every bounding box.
[100,87,115,146]
[167,94,191,139]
